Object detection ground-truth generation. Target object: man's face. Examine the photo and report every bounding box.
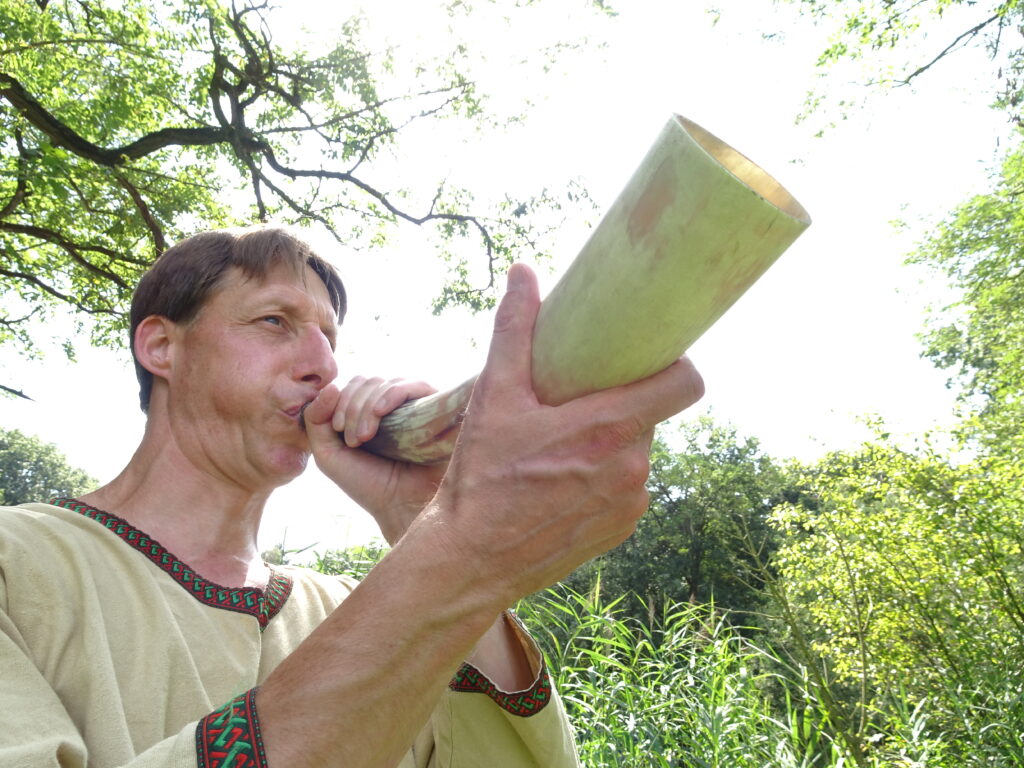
[165,262,339,493]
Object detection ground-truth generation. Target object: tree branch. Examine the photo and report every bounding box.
[0,73,230,166]
[0,305,43,329]
[0,383,32,400]
[0,266,120,316]
[112,170,167,255]
[256,141,496,253]
[0,38,152,57]
[0,222,131,288]
[0,159,28,220]
[898,13,1002,85]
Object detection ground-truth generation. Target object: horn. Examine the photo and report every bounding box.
[360,115,811,464]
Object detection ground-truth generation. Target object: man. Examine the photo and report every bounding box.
[0,226,704,767]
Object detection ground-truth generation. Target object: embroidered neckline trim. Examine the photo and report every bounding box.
[50,497,292,631]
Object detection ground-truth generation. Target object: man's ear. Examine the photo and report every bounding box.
[134,315,178,378]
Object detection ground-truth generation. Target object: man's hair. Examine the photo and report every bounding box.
[130,226,347,412]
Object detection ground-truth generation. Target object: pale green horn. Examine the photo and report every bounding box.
[361,115,811,464]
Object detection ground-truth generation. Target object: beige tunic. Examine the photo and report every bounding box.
[0,501,580,767]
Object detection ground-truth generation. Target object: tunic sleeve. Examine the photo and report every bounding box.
[428,612,581,768]
[0,610,270,768]
[0,600,200,768]
[0,560,262,768]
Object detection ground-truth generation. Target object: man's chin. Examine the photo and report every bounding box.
[265,448,311,487]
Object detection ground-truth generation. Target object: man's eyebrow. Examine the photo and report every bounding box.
[252,291,339,341]
[322,323,338,349]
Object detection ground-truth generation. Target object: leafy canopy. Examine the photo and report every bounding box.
[769,435,1024,762]
[0,0,600,391]
[0,427,96,505]
[563,418,790,625]
[782,0,1024,126]
[910,145,1024,451]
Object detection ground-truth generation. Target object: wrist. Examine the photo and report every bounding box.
[397,498,517,613]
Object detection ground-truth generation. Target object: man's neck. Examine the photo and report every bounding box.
[79,423,273,590]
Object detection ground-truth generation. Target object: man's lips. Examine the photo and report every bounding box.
[280,402,307,426]
[290,401,318,431]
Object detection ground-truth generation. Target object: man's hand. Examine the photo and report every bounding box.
[303,377,447,544]
[257,263,704,768]
[404,262,705,605]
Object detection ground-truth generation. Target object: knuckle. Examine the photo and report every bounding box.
[688,368,706,403]
[592,414,647,455]
[622,451,652,490]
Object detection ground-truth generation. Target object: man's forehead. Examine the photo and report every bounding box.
[222,263,339,318]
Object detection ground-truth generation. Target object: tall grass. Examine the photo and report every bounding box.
[518,586,843,767]
[517,586,1018,767]
[310,546,1023,766]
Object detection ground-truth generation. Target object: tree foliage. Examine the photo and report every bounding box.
[770,437,1024,762]
[784,0,1024,125]
[0,0,597,389]
[564,419,790,625]
[0,426,96,505]
[910,145,1024,452]
[308,541,389,581]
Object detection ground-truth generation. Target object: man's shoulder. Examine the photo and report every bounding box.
[0,501,82,539]
[0,501,132,575]
[251,563,358,633]
[1,501,61,515]
[0,503,108,608]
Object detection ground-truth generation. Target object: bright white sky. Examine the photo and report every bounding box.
[0,0,1014,554]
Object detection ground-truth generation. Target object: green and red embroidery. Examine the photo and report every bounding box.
[51,498,291,630]
[449,662,553,717]
[196,689,268,768]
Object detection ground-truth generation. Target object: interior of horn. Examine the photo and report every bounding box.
[676,115,811,224]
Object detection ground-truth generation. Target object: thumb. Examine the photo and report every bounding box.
[479,263,541,398]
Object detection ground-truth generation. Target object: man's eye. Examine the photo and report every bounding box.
[262,316,283,326]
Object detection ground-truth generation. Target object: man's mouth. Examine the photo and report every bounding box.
[296,402,312,430]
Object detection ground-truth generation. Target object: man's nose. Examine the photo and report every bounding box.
[295,327,338,388]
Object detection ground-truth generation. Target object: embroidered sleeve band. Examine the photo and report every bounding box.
[196,688,269,768]
[448,662,554,717]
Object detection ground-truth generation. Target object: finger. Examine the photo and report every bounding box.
[371,380,436,417]
[479,263,541,399]
[615,355,705,428]
[571,356,705,437]
[342,377,388,447]
[303,382,340,428]
[328,376,369,435]
[357,380,439,448]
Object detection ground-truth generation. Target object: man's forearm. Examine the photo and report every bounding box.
[257,517,507,768]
